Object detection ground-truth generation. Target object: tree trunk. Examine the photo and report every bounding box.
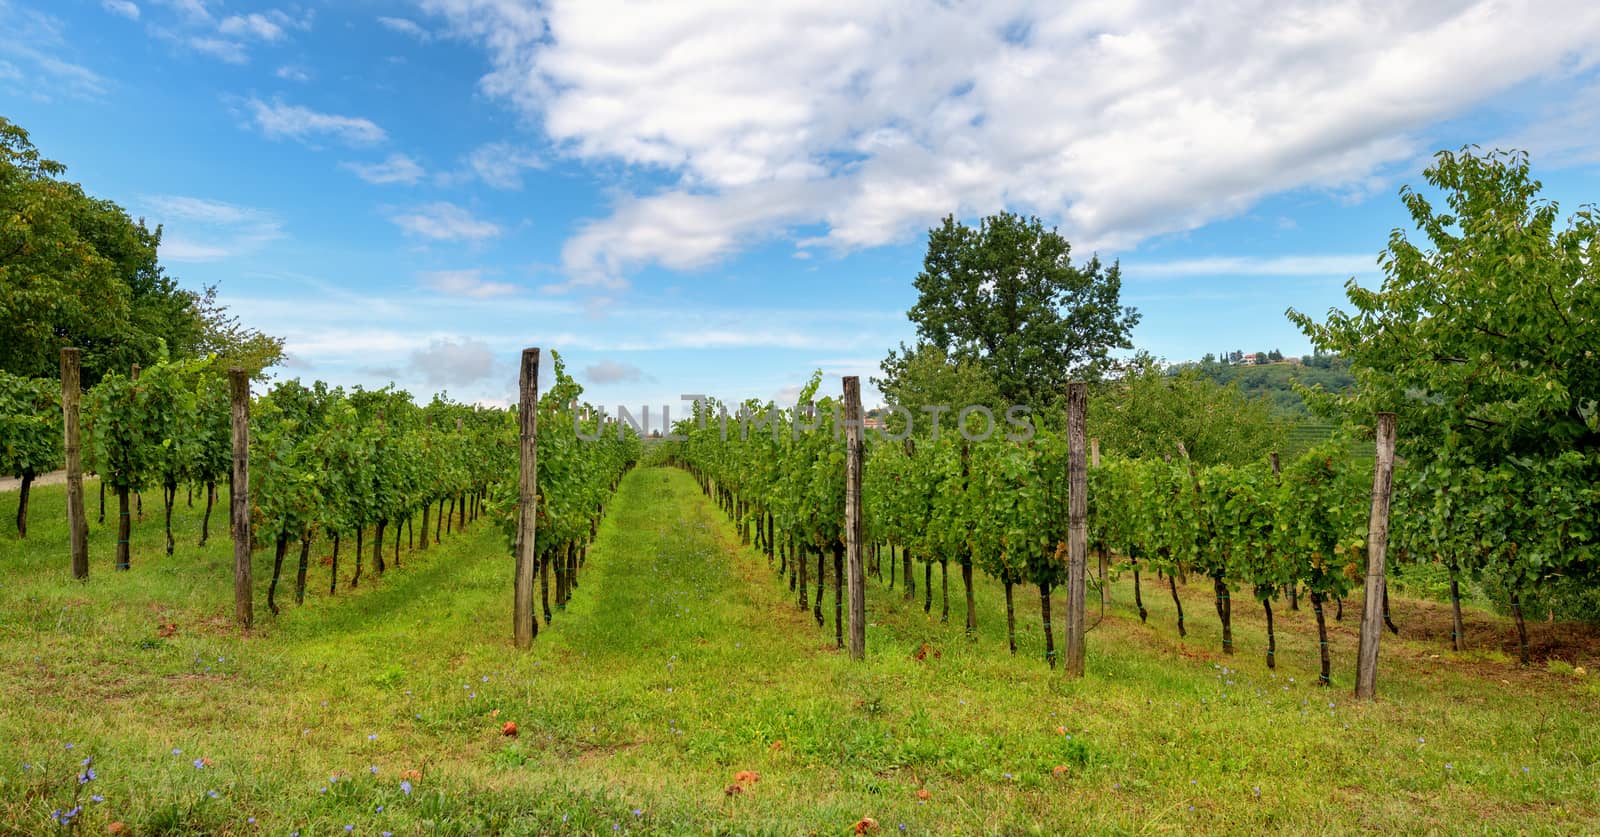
[199,481,215,547]
[1040,581,1055,667]
[1312,590,1331,686]
[813,547,825,627]
[1004,579,1016,654]
[116,486,131,571]
[1335,595,1343,621]
[567,542,579,593]
[961,560,976,637]
[889,544,896,588]
[374,519,387,575]
[555,541,568,608]
[833,542,844,649]
[941,560,950,624]
[459,493,467,530]
[392,516,402,567]
[1263,598,1276,669]
[446,497,455,535]
[1510,589,1529,665]
[14,471,32,537]
[1132,557,1148,622]
[419,502,430,552]
[1448,562,1465,652]
[1168,570,1184,637]
[1382,581,1398,635]
[765,513,774,564]
[924,561,933,614]
[1288,583,1299,611]
[1213,574,1233,655]
[162,481,175,555]
[98,479,106,524]
[541,550,553,623]
[904,549,915,600]
[268,533,288,616]
[295,535,311,604]
[797,543,808,609]
[407,514,414,551]
[187,485,192,508]
[330,533,340,595]
[352,527,364,588]
[437,498,446,542]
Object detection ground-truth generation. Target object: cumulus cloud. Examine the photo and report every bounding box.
[463,141,543,189]
[245,97,386,146]
[407,338,496,387]
[419,269,519,298]
[141,194,284,261]
[420,0,1600,290]
[343,153,426,185]
[583,360,644,385]
[390,202,502,241]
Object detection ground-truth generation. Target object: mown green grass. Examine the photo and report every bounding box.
[1,468,1597,835]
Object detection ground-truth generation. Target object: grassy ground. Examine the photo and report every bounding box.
[1,467,1597,835]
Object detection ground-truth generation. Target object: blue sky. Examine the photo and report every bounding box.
[4,0,1599,413]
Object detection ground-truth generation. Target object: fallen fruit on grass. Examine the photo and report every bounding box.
[734,770,760,785]
[107,824,126,835]
[769,740,784,752]
[1052,765,1069,776]
[1056,726,1067,735]
[401,769,422,782]
[724,784,743,797]
[915,788,931,800]
[501,721,518,737]
[854,817,879,834]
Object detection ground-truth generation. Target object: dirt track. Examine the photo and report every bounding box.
[0,469,81,492]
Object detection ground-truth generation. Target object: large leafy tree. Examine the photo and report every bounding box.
[1288,148,1599,460]
[884,212,1139,408]
[1089,355,1286,466]
[1,116,281,383]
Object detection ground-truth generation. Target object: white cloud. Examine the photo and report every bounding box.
[103,0,140,20]
[245,97,387,146]
[463,141,542,189]
[141,195,284,262]
[421,0,1600,290]
[186,35,246,63]
[390,203,502,241]
[583,360,644,384]
[377,16,432,41]
[419,269,519,298]
[275,64,309,82]
[343,153,426,185]
[218,13,284,42]
[0,5,107,99]
[408,338,496,387]
[1133,254,1379,278]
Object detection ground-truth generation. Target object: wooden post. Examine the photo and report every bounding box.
[61,348,89,580]
[1064,382,1089,678]
[843,376,866,661]
[1090,438,1100,468]
[229,368,252,628]
[513,348,540,649]
[1355,412,1397,701]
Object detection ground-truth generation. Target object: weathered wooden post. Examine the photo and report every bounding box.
[229,368,252,628]
[513,348,540,648]
[843,376,866,661]
[1064,382,1089,678]
[1355,412,1397,700]
[61,348,89,580]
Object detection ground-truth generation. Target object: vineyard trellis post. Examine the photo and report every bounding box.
[1065,381,1089,678]
[1355,412,1397,700]
[229,368,252,628]
[513,348,540,649]
[843,376,866,661]
[61,348,89,580]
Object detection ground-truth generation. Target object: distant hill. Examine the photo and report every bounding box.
[1176,354,1355,418]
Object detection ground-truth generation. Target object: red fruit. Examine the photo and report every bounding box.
[501,721,518,737]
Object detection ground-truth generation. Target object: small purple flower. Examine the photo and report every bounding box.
[633,808,642,817]
[344,826,354,833]
[207,790,219,799]
[400,780,413,795]
[370,765,379,775]
[172,748,182,755]
[91,795,104,803]
[367,734,378,741]
[248,817,256,823]
[193,758,206,769]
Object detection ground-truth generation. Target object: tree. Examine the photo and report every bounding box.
[0,371,62,536]
[873,342,1002,436]
[887,212,1139,408]
[1289,148,1599,461]
[1088,356,1285,466]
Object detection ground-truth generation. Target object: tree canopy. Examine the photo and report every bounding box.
[882,212,1139,410]
[1289,147,1599,461]
[0,116,282,384]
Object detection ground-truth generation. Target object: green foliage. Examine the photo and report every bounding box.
[0,371,61,478]
[1089,356,1287,466]
[886,212,1139,408]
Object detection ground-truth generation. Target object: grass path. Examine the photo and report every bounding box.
[1,467,1598,834]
